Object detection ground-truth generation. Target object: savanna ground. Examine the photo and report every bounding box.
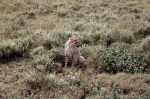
[0,0,150,98]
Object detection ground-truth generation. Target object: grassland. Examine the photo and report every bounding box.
[0,0,150,98]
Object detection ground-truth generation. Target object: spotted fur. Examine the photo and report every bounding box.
[64,36,84,68]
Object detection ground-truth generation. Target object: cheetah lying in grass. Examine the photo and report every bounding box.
[65,36,86,68]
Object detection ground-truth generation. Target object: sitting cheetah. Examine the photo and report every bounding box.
[65,36,85,68]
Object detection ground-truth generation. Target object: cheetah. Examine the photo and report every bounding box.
[64,36,85,68]
[65,36,80,49]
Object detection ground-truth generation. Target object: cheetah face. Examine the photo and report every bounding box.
[69,36,80,47]
[74,39,80,47]
[69,40,78,47]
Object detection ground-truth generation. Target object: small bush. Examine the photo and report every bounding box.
[38,4,54,15]
[96,43,144,73]
[27,12,36,19]
[134,27,150,39]
[31,32,50,48]
[31,55,62,73]
[56,9,68,17]
[50,32,71,47]
[141,9,150,22]
[65,70,99,96]
[79,44,100,59]
[31,46,44,55]
[86,84,123,99]
[25,70,50,90]
[0,37,32,62]
[25,70,67,90]
[120,31,135,44]
[73,23,86,32]
[136,36,150,72]
[3,25,19,39]
[41,36,52,49]
[50,48,65,66]
[78,45,101,69]
[137,36,150,52]
[99,30,120,46]
[78,34,95,45]
[140,51,150,73]
[99,30,135,46]
[12,1,26,11]
[71,2,81,11]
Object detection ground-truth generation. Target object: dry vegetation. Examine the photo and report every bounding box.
[0,0,150,98]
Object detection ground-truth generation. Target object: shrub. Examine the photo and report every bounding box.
[25,70,50,90]
[139,51,150,73]
[65,70,100,96]
[99,30,135,46]
[141,9,150,22]
[79,44,100,59]
[137,36,150,52]
[25,70,67,90]
[99,30,120,46]
[86,84,123,99]
[3,25,19,39]
[78,45,102,70]
[71,2,81,11]
[78,34,95,45]
[0,37,32,62]
[73,23,86,32]
[120,31,135,44]
[136,36,150,72]
[12,1,26,11]
[31,46,44,55]
[40,36,52,49]
[31,31,66,49]
[31,32,50,48]
[96,43,144,73]
[38,4,54,15]
[56,9,68,17]
[134,26,150,39]
[49,32,71,47]
[50,48,65,66]
[31,55,62,73]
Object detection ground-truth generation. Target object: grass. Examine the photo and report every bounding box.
[0,0,150,98]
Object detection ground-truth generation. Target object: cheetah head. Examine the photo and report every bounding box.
[69,36,80,47]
